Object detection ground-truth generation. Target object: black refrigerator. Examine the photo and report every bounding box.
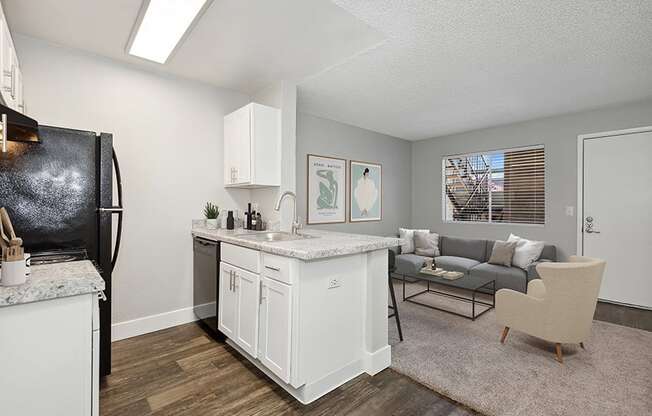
[0,124,123,377]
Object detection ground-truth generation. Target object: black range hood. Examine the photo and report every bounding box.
[1,103,39,152]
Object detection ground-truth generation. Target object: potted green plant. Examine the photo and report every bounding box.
[203,202,219,229]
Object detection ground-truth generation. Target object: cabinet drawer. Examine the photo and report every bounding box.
[222,243,260,273]
[262,253,292,285]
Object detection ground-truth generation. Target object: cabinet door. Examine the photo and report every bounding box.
[218,263,237,339]
[234,266,259,357]
[223,112,237,185]
[1,22,14,108]
[235,106,251,184]
[259,276,292,383]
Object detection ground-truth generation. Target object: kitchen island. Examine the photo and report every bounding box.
[191,225,401,404]
[0,260,105,416]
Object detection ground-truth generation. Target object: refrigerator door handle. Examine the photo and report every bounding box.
[110,147,124,271]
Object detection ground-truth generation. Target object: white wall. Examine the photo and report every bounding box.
[250,81,297,231]
[14,35,251,332]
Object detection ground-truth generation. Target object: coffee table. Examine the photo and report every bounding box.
[401,270,495,320]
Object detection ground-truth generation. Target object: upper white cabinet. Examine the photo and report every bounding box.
[0,2,24,113]
[224,103,280,188]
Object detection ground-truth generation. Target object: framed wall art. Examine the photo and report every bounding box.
[350,160,382,222]
[307,154,346,224]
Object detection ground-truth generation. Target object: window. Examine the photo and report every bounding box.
[443,146,545,225]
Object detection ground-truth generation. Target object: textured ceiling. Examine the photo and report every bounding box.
[3,0,383,94]
[5,1,652,140]
[298,0,652,140]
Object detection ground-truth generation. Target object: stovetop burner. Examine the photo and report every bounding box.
[30,248,89,265]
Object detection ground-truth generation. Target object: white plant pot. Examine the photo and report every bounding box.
[206,219,218,229]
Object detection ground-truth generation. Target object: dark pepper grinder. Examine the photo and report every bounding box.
[226,211,234,230]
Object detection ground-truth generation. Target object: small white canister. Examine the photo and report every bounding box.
[0,255,29,286]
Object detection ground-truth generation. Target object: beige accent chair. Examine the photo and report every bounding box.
[496,256,606,363]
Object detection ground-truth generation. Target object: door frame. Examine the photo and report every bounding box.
[576,125,652,257]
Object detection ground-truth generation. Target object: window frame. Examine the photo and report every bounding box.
[441,144,546,227]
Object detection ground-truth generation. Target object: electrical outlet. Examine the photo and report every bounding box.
[328,279,340,289]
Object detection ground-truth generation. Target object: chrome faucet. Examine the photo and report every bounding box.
[274,191,302,234]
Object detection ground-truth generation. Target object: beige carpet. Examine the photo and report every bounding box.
[388,281,652,416]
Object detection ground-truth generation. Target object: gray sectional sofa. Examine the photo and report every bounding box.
[390,235,556,293]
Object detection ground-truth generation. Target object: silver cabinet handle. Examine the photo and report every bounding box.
[259,280,265,304]
[264,265,280,272]
[229,270,234,291]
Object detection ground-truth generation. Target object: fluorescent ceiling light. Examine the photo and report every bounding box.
[128,0,209,64]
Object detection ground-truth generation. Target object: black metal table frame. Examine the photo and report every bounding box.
[401,274,496,320]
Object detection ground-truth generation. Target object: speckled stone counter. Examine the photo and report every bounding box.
[0,260,105,307]
[191,225,402,260]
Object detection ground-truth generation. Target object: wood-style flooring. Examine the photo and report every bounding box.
[100,322,477,416]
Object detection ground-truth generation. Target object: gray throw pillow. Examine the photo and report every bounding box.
[414,231,440,257]
[488,240,517,267]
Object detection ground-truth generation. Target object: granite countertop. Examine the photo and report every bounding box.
[0,260,105,308]
[191,226,402,260]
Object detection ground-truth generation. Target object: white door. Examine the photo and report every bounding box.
[259,276,292,383]
[218,263,237,338]
[234,266,259,357]
[581,129,652,308]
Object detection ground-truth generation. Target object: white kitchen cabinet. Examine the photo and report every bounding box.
[0,293,99,416]
[218,262,237,339]
[234,266,260,357]
[259,276,292,383]
[218,260,260,357]
[0,2,24,112]
[223,103,280,188]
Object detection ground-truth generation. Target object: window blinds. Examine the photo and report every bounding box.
[443,146,545,225]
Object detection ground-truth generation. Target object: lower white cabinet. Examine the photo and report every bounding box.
[259,276,292,383]
[0,293,99,416]
[219,244,293,383]
[218,262,237,339]
[235,266,260,357]
[218,261,260,358]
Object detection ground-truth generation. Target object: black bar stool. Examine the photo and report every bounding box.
[388,250,404,342]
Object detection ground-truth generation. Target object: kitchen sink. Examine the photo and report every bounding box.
[236,232,317,242]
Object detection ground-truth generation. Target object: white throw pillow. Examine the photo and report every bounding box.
[399,228,429,254]
[507,233,545,270]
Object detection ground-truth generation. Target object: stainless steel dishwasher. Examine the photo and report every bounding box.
[193,237,224,340]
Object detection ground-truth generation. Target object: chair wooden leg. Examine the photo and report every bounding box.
[500,326,510,344]
[580,342,585,350]
[555,343,563,363]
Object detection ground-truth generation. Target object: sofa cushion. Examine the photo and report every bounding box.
[487,240,557,263]
[395,253,429,276]
[470,262,527,292]
[440,236,487,262]
[488,240,517,267]
[435,256,480,273]
[414,231,440,257]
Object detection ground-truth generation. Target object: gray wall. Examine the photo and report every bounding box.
[411,99,652,259]
[297,112,411,236]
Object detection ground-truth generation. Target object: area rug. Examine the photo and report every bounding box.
[388,281,652,416]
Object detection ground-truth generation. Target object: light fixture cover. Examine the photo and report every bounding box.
[128,0,208,64]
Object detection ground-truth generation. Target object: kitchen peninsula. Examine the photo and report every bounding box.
[191,225,401,404]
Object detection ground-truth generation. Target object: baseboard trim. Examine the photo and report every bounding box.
[363,345,392,375]
[111,302,215,342]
